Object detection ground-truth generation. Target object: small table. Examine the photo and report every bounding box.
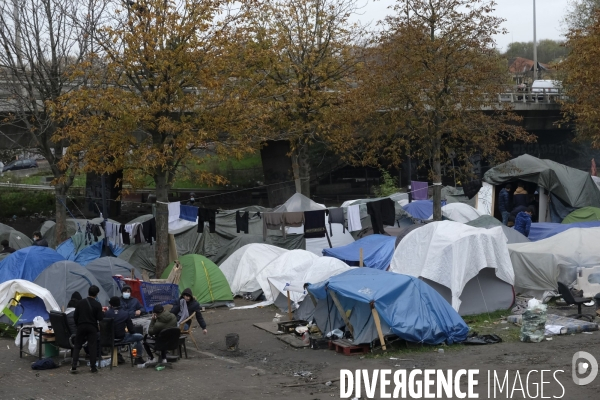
[19,326,55,360]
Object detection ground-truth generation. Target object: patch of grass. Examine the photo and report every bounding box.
[463,310,520,343]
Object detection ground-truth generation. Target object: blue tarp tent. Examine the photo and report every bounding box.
[528,221,600,241]
[402,200,446,220]
[0,247,65,283]
[322,235,396,270]
[308,268,469,345]
[56,237,103,266]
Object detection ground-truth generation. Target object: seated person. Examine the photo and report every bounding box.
[143,304,177,364]
[104,296,145,365]
[170,288,207,334]
[32,231,48,247]
[120,285,146,319]
[0,240,16,254]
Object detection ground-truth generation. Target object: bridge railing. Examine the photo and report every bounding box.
[498,87,566,104]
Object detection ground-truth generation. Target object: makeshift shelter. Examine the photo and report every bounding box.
[308,268,469,345]
[276,193,355,256]
[207,233,305,265]
[466,215,530,244]
[0,224,32,250]
[41,218,111,248]
[508,228,600,296]
[528,221,600,241]
[0,247,65,284]
[484,154,600,222]
[56,234,103,266]
[389,221,514,315]
[0,280,60,327]
[402,200,435,220]
[34,260,110,309]
[562,207,600,224]
[86,257,142,298]
[162,255,233,307]
[265,257,352,312]
[219,244,289,296]
[322,235,396,270]
[428,203,482,223]
[342,193,414,239]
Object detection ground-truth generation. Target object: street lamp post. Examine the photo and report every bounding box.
[533,0,538,81]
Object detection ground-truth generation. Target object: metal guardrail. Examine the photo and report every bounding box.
[0,182,55,190]
[498,88,565,104]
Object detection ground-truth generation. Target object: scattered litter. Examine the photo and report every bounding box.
[438,349,444,354]
[546,337,553,341]
[293,371,312,377]
[583,332,593,335]
[390,357,398,360]
[502,327,510,330]
[325,381,333,386]
[500,321,508,324]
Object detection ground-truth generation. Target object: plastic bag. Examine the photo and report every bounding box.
[520,300,547,343]
[28,331,38,354]
[326,329,344,339]
[33,316,49,331]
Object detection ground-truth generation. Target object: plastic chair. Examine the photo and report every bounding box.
[99,318,134,369]
[48,311,74,364]
[154,327,182,362]
[179,312,198,356]
[557,282,594,322]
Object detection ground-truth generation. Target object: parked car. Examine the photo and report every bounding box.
[531,80,562,100]
[2,159,38,172]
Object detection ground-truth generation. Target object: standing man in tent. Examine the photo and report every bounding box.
[171,288,207,334]
[498,184,512,226]
[120,285,146,319]
[70,285,104,374]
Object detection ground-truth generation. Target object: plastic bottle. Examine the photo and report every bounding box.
[156,365,166,371]
[132,349,137,358]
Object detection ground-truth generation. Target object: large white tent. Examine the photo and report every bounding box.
[507,227,600,296]
[427,203,482,223]
[389,221,514,315]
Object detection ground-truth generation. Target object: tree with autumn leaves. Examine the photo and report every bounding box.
[333,0,532,220]
[52,0,269,276]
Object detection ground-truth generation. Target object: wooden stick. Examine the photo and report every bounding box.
[287,291,293,321]
[359,248,363,267]
[371,305,387,351]
[329,291,354,337]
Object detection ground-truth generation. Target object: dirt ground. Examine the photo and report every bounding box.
[1,300,599,400]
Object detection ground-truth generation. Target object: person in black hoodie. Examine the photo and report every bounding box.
[170,288,207,334]
[104,297,145,365]
[70,286,104,374]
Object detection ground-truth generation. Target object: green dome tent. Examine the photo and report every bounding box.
[162,255,233,307]
[562,207,600,224]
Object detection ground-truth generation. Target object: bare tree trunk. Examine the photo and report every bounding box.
[297,144,311,197]
[154,172,170,278]
[432,134,442,221]
[54,185,68,246]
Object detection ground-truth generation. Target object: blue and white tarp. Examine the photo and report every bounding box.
[0,247,65,283]
[308,268,469,345]
[528,221,600,242]
[322,234,396,270]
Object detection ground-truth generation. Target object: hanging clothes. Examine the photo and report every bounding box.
[120,224,130,245]
[327,208,345,236]
[367,198,396,234]
[236,211,249,234]
[104,221,123,246]
[462,179,482,200]
[282,212,304,239]
[179,205,198,222]
[168,201,181,223]
[304,210,327,238]
[263,212,284,240]
[347,204,362,232]
[197,208,217,233]
[411,181,429,201]
[141,218,156,244]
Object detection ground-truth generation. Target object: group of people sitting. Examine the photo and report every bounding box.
[498,182,537,237]
[65,284,207,373]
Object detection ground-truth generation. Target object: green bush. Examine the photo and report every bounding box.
[374,169,400,197]
[0,189,55,218]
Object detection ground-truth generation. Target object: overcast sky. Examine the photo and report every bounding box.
[353,0,568,52]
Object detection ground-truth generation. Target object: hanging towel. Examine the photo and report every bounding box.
[168,201,181,223]
[197,208,217,233]
[179,205,198,222]
[411,181,429,201]
[176,298,190,325]
[304,210,327,238]
[347,204,362,232]
[263,212,284,240]
[282,212,304,239]
[328,208,345,236]
[367,198,396,234]
[236,211,249,234]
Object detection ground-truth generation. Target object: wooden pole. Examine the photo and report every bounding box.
[329,291,354,337]
[359,248,363,267]
[287,291,293,321]
[371,303,387,351]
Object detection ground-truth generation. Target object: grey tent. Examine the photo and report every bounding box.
[41,217,112,248]
[210,234,306,265]
[484,154,600,221]
[34,260,110,309]
[343,193,413,240]
[117,243,157,276]
[86,257,142,297]
[0,223,32,250]
[466,215,530,244]
[438,186,476,207]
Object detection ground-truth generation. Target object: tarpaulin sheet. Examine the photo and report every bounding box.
[322,234,396,270]
[528,221,600,242]
[308,268,469,345]
[0,247,65,283]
